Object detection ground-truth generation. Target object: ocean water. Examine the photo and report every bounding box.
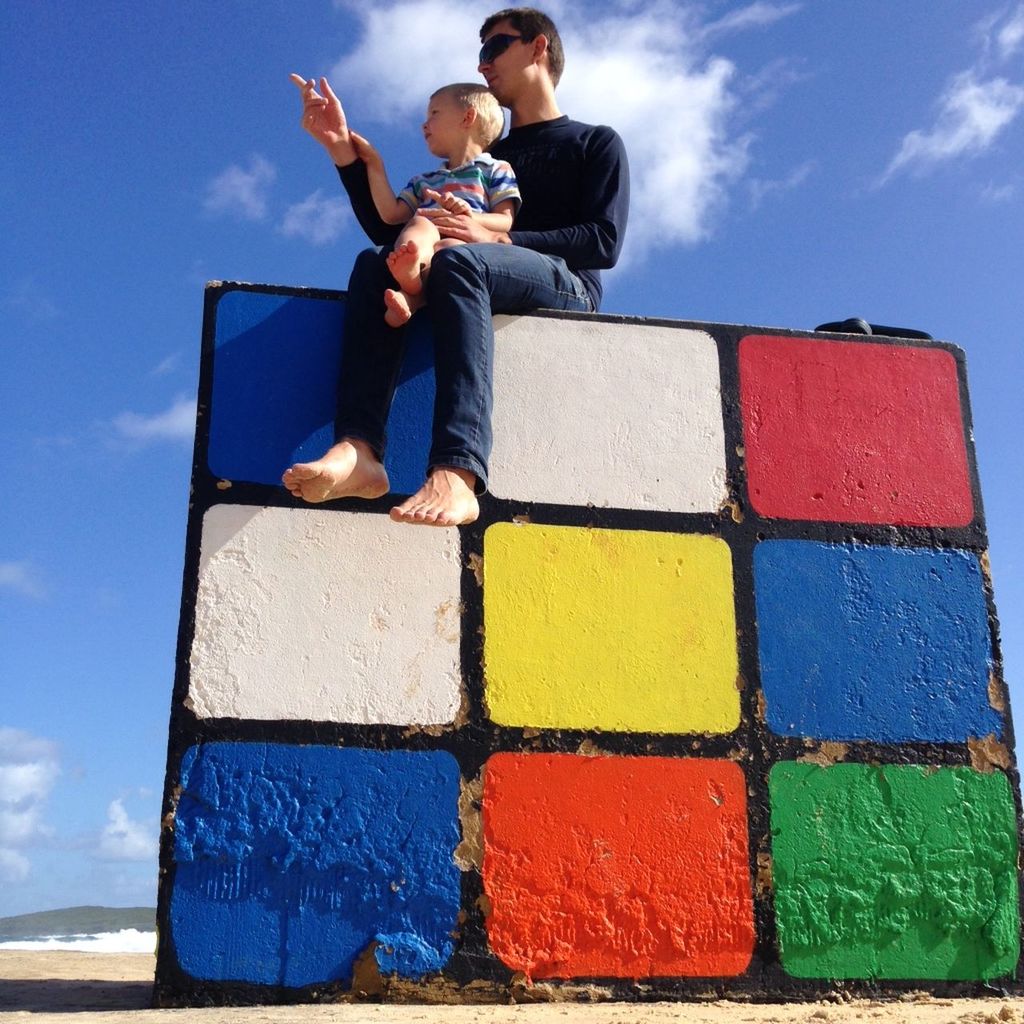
[0,928,156,953]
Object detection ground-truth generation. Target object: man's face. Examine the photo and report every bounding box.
[478,19,532,105]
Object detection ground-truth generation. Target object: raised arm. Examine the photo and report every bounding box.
[348,132,414,226]
[289,73,398,245]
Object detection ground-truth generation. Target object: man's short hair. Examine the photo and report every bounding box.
[480,7,564,86]
[432,83,506,147]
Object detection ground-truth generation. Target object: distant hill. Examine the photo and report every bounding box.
[0,906,155,941]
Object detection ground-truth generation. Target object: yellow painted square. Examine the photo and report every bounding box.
[483,523,740,733]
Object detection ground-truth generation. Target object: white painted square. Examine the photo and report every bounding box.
[489,316,728,512]
[187,504,463,724]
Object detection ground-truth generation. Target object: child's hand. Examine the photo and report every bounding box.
[349,131,384,172]
[422,189,473,217]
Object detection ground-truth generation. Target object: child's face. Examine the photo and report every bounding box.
[422,93,472,160]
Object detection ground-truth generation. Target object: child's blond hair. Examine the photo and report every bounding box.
[431,83,505,147]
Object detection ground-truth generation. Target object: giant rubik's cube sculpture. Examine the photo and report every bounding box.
[155,283,1020,1005]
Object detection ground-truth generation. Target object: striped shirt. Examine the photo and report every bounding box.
[398,153,520,216]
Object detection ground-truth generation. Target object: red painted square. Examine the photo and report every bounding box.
[482,753,754,979]
[738,335,973,526]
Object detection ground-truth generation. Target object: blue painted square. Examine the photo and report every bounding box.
[206,288,434,495]
[169,743,461,987]
[754,541,999,743]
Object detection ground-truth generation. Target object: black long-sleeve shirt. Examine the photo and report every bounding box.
[337,115,630,310]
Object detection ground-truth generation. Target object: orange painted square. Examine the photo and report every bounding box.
[482,753,754,979]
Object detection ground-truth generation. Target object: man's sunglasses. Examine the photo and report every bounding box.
[479,33,523,64]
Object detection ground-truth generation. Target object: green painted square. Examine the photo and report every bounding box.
[769,763,1020,980]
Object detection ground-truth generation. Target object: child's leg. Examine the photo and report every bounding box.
[384,288,425,327]
[384,239,466,327]
[386,215,441,296]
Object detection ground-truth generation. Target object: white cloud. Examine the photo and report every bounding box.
[702,2,801,39]
[330,1,487,124]
[997,5,1024,59]
[882,71,1024,181]
[2,278,59,323]
[0,848,30,883]
[96,799,157,862]
[977,3,1024,62]
[980,180,1016,202]
[330,0,774,254]
[112,395,196,445]
[0,728,59,880]
[150,353,180,377]
[0,561,47,600]
[203,154,277,221]
[882,8,1024,186]
[280,189,351,245]
[736,57,810,119]
[559,8,750,252]
[748,159,816,209]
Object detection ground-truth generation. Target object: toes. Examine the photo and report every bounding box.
[390,496,416,517]
[390,497,463,526]
[391,495,431,522]
[390,486,475,526]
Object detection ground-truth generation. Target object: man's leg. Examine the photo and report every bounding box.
[282,247,403,503]
[390,244,592,526]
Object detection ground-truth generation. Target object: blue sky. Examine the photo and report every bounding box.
[2,0,1022,918]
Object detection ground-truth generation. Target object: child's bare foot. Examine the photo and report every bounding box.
[384,288,425,327]
[282,439,389,503]
[386,241,426,295]
[390,467,479,527]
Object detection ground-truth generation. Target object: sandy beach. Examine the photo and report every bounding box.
[0,953,1022,1024]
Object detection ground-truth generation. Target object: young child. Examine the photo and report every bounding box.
[347,83,520,327]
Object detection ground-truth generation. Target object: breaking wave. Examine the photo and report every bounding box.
[0,928,156,953]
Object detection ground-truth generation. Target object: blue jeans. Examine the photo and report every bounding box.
[335,243,594,491]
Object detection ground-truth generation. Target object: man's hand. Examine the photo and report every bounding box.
[289,73,357,166]
[418,207,510,243]
[418,190,512,241]
[430,215,511,243]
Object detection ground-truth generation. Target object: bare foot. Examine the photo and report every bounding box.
[282,439,389,503]
[384,288,425,327]
[390,467,479,527]
[386,241,426,295]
